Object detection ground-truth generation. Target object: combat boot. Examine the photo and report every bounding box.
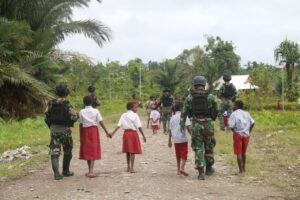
[62,154,74,177]
[206,165,215,176]
[51,155,63,180]
[197,167,205,180]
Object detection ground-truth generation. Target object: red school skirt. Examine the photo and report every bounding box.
[123,130,142,154]
[80,126,101,160]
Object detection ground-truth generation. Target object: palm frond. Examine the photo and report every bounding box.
[53,20,112,47]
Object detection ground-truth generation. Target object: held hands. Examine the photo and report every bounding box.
[106,133,112,139]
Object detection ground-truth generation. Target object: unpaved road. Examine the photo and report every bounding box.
[0,120,286,200]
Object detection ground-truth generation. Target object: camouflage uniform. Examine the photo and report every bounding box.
[218,83,237,130]
[45,98,78,179]
[160,93,174,133]
[182,94,217,170]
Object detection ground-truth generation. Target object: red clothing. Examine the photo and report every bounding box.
[80,126,101,160]
[233,132,250,155]
[123,130,142,154]
[151,124,160,130]
[174,142,188,160]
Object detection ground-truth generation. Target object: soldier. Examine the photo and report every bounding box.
[159,88,174,134]
[45,84,78,180]
[181,76,218,180]
[218,74,237,131]
[87,85,101,108]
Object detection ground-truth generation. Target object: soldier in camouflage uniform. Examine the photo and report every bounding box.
[87,85,101,108]
[218,74,237,131]
[181,76,218,180]
[45,84,78,180]
[159,88,174,134]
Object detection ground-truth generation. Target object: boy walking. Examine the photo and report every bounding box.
[168,102,191,176]
[228,100,255,173]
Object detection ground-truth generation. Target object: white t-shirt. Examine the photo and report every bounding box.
[150,110,160,126]
[169,111,191,143]
[79,106,103,128]
[228,109,255,137]
[117,110,142,131]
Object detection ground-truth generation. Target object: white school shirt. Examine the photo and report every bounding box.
[79,106,103,128]
[169,111,191,143]
[228,109,255,137]
[150,110,160,126]
[117,110,142,131]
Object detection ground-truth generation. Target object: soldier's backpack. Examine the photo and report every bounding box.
[161,95,173,107]
[190,91,211,117]
[222,83,236,98]
[48,100,70,126]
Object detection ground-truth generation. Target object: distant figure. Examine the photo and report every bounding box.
[168,102,191,176]
[79,95,110,178]
[87,85,101,108]
[218,74,237,131]
[45,84,78,180]
[150,106,160,134]
[110,102,146,173]
[159,88,174,134]
[145,96,155,128]
[228,100,255,174]
[130,94,142,108]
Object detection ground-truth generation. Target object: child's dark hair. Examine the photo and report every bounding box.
[83,95,93,106]
[235,100,244,109]
[126,102,135,110]
[174,101,183,112]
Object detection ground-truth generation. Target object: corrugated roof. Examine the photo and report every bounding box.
[213,75,259,90]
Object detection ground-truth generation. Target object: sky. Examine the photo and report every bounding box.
[58,0,300,66]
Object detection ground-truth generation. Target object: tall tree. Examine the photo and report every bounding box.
[274,39,300,101]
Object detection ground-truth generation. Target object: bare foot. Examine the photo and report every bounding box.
[130,169,136,173]
[180,170,189,176]
[177,171,182,175]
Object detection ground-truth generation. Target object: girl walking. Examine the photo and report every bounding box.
[110,102,146,173]
[79,95,110,178]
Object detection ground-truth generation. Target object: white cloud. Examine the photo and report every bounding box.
[59,0,300,65]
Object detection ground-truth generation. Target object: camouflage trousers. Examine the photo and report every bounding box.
[191,120,216,169]
[218,98,233,130]
[161,107,172,133]
[49,129,73,156]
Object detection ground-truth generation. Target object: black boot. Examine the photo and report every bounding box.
[206,165,215,176]
[62,154,74,176]
[51,155,63,180]
[197,167,205,180]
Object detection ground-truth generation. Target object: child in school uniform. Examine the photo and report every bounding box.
[150,106,160,134]
[228,100,255,174]
[79,95,110,178]
[168,102,191,176]
[110,102,147,173]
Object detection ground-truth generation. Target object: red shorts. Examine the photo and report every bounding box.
[151,124,160,130]
[233,133,250,155]
[174,142,188,160]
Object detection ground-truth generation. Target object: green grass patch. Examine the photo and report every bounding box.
[0,155,48,181]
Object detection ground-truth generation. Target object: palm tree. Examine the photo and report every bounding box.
[274,39,300,101]
[151,60,185,93]
[0,0,111,48]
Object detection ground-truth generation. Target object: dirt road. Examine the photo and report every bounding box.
[0,121,286,200]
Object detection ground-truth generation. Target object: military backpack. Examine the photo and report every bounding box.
[161,95,173,107]
[46,100,71,126]
[221,83,236,98]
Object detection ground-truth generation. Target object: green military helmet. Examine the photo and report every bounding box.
[88,85,95,93]
[55,84,69,97]
[223,74,231,82]
[193,76,206,86]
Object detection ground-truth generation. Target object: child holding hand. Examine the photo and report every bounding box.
[110,102,146,173]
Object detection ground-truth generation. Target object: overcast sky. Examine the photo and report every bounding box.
[59,0,300,66]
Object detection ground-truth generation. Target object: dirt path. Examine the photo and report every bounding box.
[0,120,285,200]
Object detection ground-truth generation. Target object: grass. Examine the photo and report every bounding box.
[215,110,300,198]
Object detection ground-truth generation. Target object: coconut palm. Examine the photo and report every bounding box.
[274,39,300,101]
